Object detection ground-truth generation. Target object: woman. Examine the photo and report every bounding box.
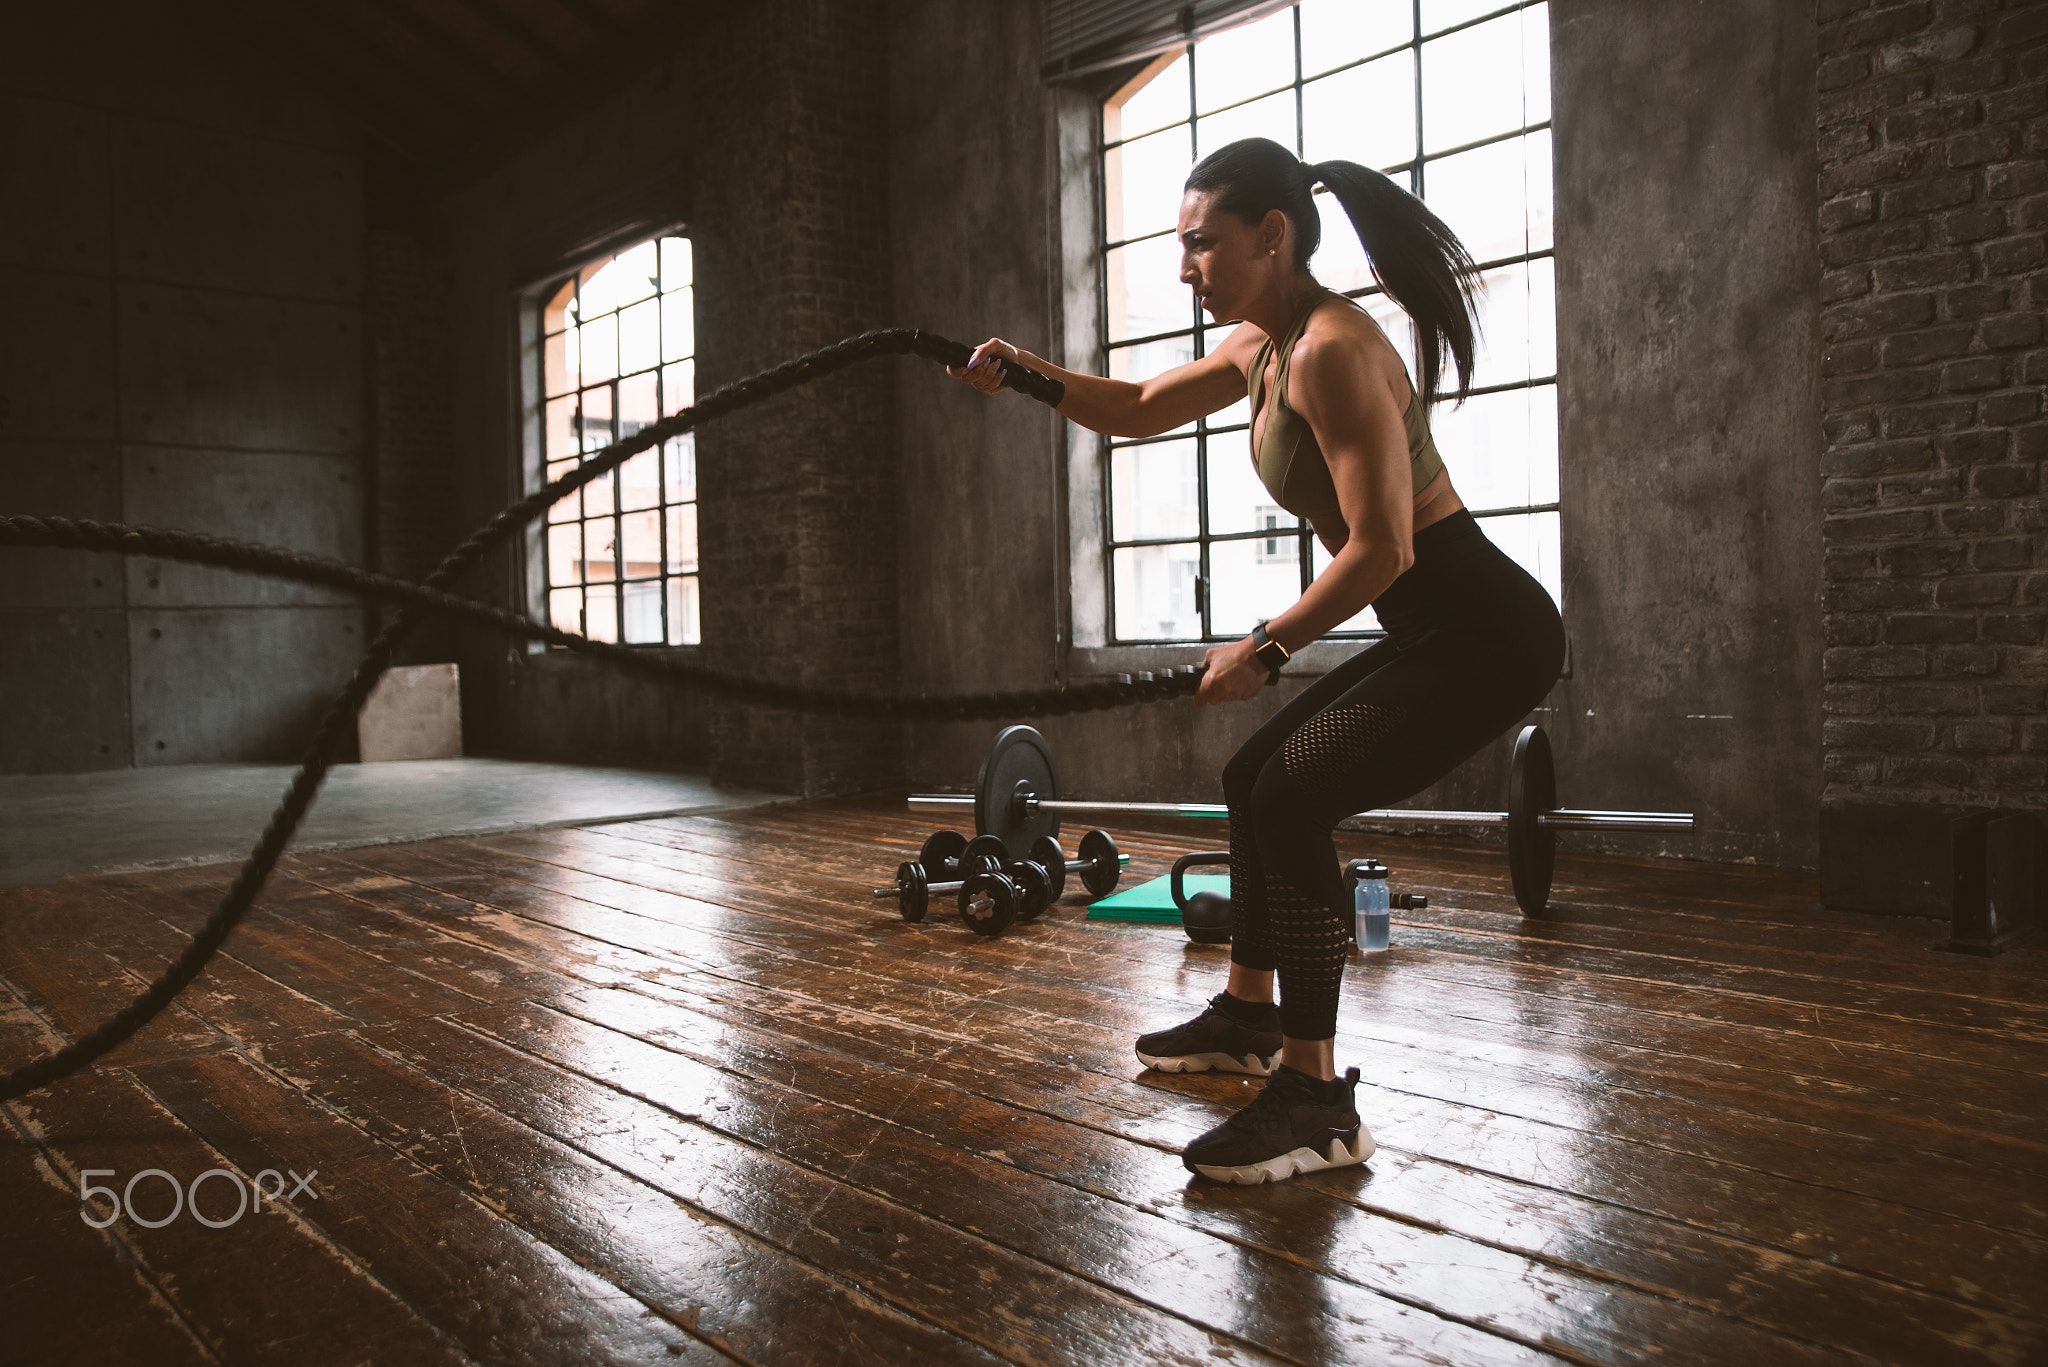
[950,136,1564,1185]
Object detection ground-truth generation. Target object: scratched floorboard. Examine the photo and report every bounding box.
[3,794,2044,1366]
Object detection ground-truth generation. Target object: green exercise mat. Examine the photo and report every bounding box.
[1085,873,1229,923]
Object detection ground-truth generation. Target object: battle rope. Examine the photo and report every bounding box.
[0,329,1199,1102]
[0,517,1204,720]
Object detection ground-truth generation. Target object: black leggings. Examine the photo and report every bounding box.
[1224,511,1565,1040]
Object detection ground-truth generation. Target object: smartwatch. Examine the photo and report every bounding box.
[1251,622,1290,676]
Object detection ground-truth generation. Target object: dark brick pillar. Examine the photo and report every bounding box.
[690,0,903,797]
[1815,0,2047,912]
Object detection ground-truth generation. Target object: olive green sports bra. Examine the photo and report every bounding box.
[1248,286,1445,545]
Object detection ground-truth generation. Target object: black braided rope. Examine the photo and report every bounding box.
[0,329,1154,1103]
[0,516,1203,719]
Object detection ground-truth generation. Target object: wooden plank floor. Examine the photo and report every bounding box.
[4,794,2045,1366]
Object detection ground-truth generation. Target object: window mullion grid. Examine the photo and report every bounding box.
[656,358,669,644]
[1186,41,1210,641]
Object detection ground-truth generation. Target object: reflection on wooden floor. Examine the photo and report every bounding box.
[4,795,2045,1365]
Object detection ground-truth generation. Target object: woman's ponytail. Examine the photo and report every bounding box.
[1185,137,1481,409]
[1308,160,1481,410]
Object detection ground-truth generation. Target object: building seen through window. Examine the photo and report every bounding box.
[1101,1,1557,642]
[538,234,699,646]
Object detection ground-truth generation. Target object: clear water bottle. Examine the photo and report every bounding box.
[1348,859,1391,952]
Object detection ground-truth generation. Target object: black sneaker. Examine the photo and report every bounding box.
[1182,1065,1374,1184]
[1134,994,1282,1075]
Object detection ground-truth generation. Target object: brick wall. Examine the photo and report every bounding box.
[1816,0,2047,829]
[691,0,902,796]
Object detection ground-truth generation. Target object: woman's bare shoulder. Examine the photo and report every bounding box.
[1294,295,1409,402]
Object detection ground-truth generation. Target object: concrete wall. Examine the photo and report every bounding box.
[888,2,1825,870]
[0,2,367,773]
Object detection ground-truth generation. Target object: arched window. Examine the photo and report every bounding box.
[1099,2,1556,642]
[537,234,699,645]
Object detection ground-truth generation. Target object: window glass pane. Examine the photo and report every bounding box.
[577,259,618,322]
[583,520,616,580]
[1311,194,1374,294]
[546,459,580,522]
[543,329,572,397]
[660,235,692,291]
[666,503,698,574]
[622,579,663,644]
[1302,52,1416,172]
[666,575,701,645]
[1112,544,1202,640]
[578,312,618,383]
[1477,507,1561,608]
[1300,0,1413,76]
[548,522,581,587]
[618,370,658,441]
[1112,53,1189,142]
[662,288,694,362]
[662,360,695,415]
[579,385,613,453]
[665,436,696,501]
[618,449,660,512]
[1106,235,1190,343]
[583,463,615,516]
[1108,335,1196,387]
[1429,383,1559,510]
[1466,258,1556,388]
[1110,439,1199,541]
[1421,11,1537,153]
[611,240,659,307]
[546,395,578,462]
[621,509,661,580]
[584,586,619,643]
[1209,536,1309,636]
[1524,6,1551,126]
[1310,539,1383,632]
[1423,131,1548,263]
[1195,8,1295,114]
[549,587,581,634]
[1207,438,1298,535]
[1106,125,1192,243]
[1194,90,1298,161]
[619,297,659,376]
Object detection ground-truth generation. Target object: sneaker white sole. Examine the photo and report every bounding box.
[1189,1126,1376,1185]
[1136,1049,1276,1076]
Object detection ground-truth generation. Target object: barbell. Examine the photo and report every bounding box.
[907,724,1694,917]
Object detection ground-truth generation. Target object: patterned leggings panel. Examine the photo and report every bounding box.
[1223,620,1561,1040]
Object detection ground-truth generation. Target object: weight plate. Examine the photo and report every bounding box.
[1508,724,1557,918]
[958,871,1019,937]
[1028,835,1067,899]
[974,726,1060,853]
[962,832,1009,875]
[919,829,968,874]
[896,861,929,923]
[1078,828,1122,898]
[1010,860,1053,921]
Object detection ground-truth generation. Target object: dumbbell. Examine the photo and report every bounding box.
[1023,829,1128,900]
[876,831,1008,924]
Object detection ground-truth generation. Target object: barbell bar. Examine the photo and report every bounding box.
[907,724,1695,918]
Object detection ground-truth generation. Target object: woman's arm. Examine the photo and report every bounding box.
[952,334,1252,439]
[1196,326,1415,705]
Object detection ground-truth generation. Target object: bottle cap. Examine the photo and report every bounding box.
[1344,858,1390,880]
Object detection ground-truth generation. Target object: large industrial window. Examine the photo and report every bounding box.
[1100,1,1556,642]
[537,234,699,645]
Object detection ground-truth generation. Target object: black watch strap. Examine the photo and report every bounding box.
[1251,623,1290,675]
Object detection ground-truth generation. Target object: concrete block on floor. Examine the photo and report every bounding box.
[359,662,461,762]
